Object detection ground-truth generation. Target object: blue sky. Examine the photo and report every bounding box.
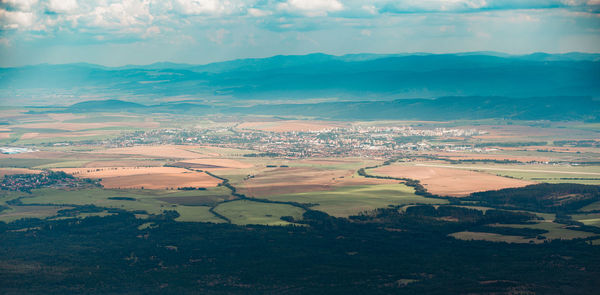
[0,0,599,66]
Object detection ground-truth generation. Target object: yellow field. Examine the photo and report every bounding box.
[56,167,221,189]
[370,163,533,197]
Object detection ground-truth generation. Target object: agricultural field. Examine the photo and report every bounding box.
[490,222,598,240]
[57,167,221,189]
[240,166,398,197]
[449,231,543,244]
[259,184,446,217]
[368,162,534,197]
[213,200,305,225]
[416,162,600,185]
[1,111,600,233]
[0,205,71,223]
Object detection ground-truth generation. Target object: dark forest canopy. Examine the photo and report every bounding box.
[1,183,600,294]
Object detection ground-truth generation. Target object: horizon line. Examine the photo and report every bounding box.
[3,50,599,69]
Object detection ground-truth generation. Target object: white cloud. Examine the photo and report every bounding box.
[248,8,271,17]
[0,9,35,29]
[361,5,377,14]
[207,28,229,44]
[173,0,241,15]
[142,25,160,38]
[47,0,78,13]
[278,0,344,17]
[88,0,153,28]
[1,0,38,11]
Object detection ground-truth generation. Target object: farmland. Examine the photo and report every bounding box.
[57,167,221,189]
[1,108,600,230]
[0,106,599,253]
[259,184,446,217]
[369,162,535,197]
[1,67,600,293]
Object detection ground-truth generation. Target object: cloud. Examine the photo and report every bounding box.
[173,0,234,15]
[0,9,35,29]
[207,28,229,44]
[47,0,78,13]
[248,8,271,17]
[1,0,38,11]
[142,25,160,38]
[277,0,344,17]
[378,0,600,13]
[87,0,153,29]
[0,0,599,64]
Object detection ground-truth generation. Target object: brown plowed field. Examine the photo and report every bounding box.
[371,164,533,197]
[89,145,215,159]
[0,168,40,177]
[56,167,221,189]
[241,167,398,197]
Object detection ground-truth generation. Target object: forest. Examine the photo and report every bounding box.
[1,183,599,294]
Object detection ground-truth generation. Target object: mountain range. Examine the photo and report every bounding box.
[1,52,599,106]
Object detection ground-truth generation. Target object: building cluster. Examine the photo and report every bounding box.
[1,171,97,192]
[100,125,487,159]
[0,147,36,154]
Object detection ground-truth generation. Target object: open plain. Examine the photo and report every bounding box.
[1,108,600,232]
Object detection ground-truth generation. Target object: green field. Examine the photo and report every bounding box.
[0,158,62,168]
[570,213,600,227]
[580,200,600,212]
[0,205,71,223]
[173,205,225,223]
[449,231,542,244]
[13,134,119,146]
[34,160,92,169]
[492,222,597,240]
[0,186,313,225]
[0,187,234,223]
[260,184,447,217]
[16,188,173,214]
[213,200,305,226]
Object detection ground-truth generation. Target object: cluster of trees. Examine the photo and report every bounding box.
[468,183,600,213]
[176,187,207,191]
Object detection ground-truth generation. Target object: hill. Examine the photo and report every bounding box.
[61,96,600,122]
[1,53,599,106]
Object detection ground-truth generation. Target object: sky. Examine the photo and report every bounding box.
[0,0,599,67]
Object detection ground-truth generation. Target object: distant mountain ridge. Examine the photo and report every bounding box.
[1,52,599,106]
[69,99,146,111]
[62,96,600,122]
[0,52,600,111]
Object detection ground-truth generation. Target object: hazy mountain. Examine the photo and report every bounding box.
[68,99,147,112]
[1,53,599,106]
[60,96,600,122]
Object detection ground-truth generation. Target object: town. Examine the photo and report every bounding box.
[94,125,488,159]
[1,171,100,192]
